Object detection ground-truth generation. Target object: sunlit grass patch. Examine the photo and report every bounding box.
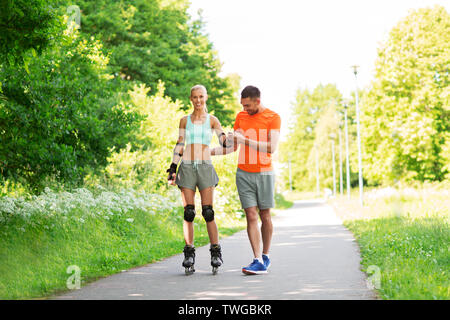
[346,215,449,300]
[330,184,450,300]
[274,193,294,210]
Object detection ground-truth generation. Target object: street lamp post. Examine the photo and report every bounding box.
[329,134,336,196]
[351,65,364,207]
[344,103,351,199]
[315,144,320,197]
[338,118,344,196]
[288,152,292,191]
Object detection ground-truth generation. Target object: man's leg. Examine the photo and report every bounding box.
[253,171,275,271]
[259,208,273,255]
[244,206,262,259]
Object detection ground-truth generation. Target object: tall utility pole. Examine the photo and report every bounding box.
[315,145,320,197]
[330,134,336,196]
[288,153,292,191]
[352,65,364,207]
[338,119,344,195]
[344,103,351,199]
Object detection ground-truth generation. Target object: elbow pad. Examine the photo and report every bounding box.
[219,133,227,148]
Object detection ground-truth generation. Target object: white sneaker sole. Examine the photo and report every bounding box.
[242,268,268,275]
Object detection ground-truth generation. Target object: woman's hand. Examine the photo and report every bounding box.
[168,173,177,186]
[166,163,178,186]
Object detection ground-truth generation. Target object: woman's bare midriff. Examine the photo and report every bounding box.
[182,144,212,161]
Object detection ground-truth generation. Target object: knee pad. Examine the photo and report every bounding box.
[184,205,195,222]
[202,205,215,222]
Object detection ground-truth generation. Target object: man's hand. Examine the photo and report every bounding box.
[226,132,235,146]
[233,131,246,145]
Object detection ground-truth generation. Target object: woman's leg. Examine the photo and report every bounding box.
[180,188,196,246]
[199,187,219,245]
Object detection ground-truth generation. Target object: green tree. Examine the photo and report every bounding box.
[219,73,242,115]
[93,82,185,192]
[0,26,141,191]
[56,0,238,125]
[0,0,63,67]
[279,84,343,191]
[362,5,450,184]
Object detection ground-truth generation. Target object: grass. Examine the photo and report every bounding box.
[329,184,450,300]
[1,188,302,300]
[274,193,294,210]
[346,216,449,299]
[0,188,245,300]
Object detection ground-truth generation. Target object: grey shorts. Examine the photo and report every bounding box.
[236,168,275,210]
[176,160,219,191]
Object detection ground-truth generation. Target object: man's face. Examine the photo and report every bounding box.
[240,97,260,115]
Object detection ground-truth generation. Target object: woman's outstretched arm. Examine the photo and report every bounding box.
[210,116,237,156]
[167,117,186,184]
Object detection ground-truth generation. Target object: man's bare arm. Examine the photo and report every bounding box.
[210,116,238,156]
[235,129,280,154]
[210,141,238,156]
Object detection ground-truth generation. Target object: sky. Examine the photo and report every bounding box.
[188,0,450,140]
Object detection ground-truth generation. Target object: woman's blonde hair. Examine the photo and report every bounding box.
[190,84,208,113]
[190,84,207,95]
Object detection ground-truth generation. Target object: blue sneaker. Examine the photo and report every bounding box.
[262,254,271,269]
[242,259,267,275]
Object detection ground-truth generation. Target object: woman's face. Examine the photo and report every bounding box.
[190,88,208,111]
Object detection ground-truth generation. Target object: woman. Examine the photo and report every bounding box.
[166,84,228,275]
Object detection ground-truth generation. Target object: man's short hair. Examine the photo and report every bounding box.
[241,86,260,99]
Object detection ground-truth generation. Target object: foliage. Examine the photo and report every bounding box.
[211,141,243,221]
[0,186,243,299]
[348,216,449,300]
[0,0,242,191]
[330,184,449,300]
[87,82,185,193]
[0,26,142,192]
[279,6,449,192]
[279,84,351,191]
[56,0,238,125]
[0,0,245,300]
[361,5,450,184]
[274,193,293,210]
[0,0,63,67]
[0,186,180,226]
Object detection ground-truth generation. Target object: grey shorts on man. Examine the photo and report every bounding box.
[236,168,275,210]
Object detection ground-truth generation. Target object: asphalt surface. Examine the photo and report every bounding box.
[52,199,377,300]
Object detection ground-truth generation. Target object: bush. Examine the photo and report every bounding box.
[0,25,141,192]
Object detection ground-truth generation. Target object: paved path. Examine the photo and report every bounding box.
[53,200,377,300]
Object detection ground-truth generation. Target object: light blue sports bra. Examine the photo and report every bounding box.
[185,114,212,146]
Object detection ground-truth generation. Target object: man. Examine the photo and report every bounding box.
[213,85,281,275]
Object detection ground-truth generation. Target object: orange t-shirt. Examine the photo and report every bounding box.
[233,108,281,172]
